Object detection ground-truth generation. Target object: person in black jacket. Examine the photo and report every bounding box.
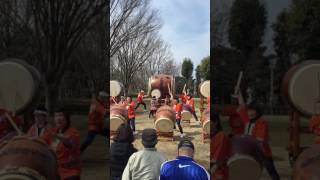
[110,123,137,180]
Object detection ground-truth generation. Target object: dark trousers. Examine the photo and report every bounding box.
[81,128,108,153]
[149,110,156,118]
[264,157,280,180]
[192,111,199,121]
[135,102,146,110]
[173,119,183,134]
[129,118,135,132]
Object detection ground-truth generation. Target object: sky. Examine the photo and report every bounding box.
[151,0,210,71]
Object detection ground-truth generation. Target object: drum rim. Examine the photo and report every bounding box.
[155,117,174,131]
[199,80,210,98]
[0,60,36,114]
[110,80,122,97]
[151,89,161,98]
[0,167,46,180]
[181,111,192,120]
[289,63,320,116]
[202,120,210,134]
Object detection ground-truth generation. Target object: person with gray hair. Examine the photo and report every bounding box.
[160,139,210,180]
[122,128,166,180]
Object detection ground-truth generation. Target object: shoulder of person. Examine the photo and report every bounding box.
[66,127,80,137]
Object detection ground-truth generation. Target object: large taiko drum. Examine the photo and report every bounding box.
[282,60,320,116]
[110,105,128,132]
[199,80,210,98]
[0,59,41,114]
[181,104,192,120]
[0,136,58,180]
[201,107,210,134]
[228,135,264,180]
[292,144,320,180]
[148,74,175,99]
[155,105,175,132]
[110,80,124,97]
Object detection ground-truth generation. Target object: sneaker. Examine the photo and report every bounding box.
[133,131,139,135]
[180,133,185,138]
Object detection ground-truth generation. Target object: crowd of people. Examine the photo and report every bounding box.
[110,124,210,180]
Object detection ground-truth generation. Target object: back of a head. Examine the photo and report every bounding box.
[141,128,158,148]
[178,139,195,158]
[113,123,134,143]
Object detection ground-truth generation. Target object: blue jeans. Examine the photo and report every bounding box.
[129,118,135,132]
[81,128,108,153]
[264,158,280,180]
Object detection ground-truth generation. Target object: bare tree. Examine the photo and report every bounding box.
[161,59,181,77]
[110,0,161,57]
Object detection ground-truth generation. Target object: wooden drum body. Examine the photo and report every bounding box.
[0,136,58,180]
[282,60,320,116]
[110,105,128,132]
[199,80,210,98]
[201,108,210,134]
[110,80,124,97]
[293,144,320,180]
[0,59,41,114]
[155,105,175,132]
[148,74,175,99]
[181,104,192,120]
[228,135,264,180]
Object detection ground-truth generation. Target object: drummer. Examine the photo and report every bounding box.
[48,107,81,180]
[126,96,137,135]
[81,91,108,153]
[186,94,199,122]
[309,115,320,144]
[0,108,22,142]
[170,94,185,138]
[119,96,127,107]
[135,90,147,111]
[211,111,231,180]
[149,96,158,119]
[164,95,171,106]
[27,105,51,144]
[236,91,280,180]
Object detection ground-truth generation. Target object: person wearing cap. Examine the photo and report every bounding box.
[122,128,166,180]
[27,105,51,144]
[135,89,147,111]
[236,91,280,180]
[211,112,231,180]
[186,94,199,122]
[149,96,158,119]
[110,124,137,180]
[160,139,210,180]
[81,91,108,153]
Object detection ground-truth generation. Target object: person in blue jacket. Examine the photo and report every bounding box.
[159,139,210,180]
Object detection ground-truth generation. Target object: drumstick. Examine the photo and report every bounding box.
[182,84,186,94]
[112,96,118,105]
[234,71,243,96]
[5,112,22,135]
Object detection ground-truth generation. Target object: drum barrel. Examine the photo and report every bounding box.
[148,74,174,99]
[110,105,128,131]
[155,105,175,132]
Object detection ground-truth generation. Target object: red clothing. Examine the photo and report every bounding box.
[309,115,320,144]
[211,131,231,180]
[186,98,195,112]
[88,98,106,132]
[238,107,272,157]
[49,127,81,180]
[137,92,144,103]
[126,101,135,119]
[179,94,187,104]
[173,103,183,120]
[221,105,244,135]
[207,96,211,108]
[27,124,51,144]
[0,109,21,140]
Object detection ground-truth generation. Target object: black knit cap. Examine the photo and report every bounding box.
[178,139,194,150]
[142,128,157,147]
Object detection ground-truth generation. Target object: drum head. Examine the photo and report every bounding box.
[288,63,320,116]
[110,115,126,131]
[155,118,174,132]
[151,89,161,99]
[0,61,37,114]
[202,120,210,134]
[181,111,192,120]
[0,167,46,180]
[228,155,262,180]
[110,80,122,97]
[200,81,210,98]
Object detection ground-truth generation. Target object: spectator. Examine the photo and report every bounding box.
[110,124,137,180]
[122,128,166,180]
[160,139,210,180]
